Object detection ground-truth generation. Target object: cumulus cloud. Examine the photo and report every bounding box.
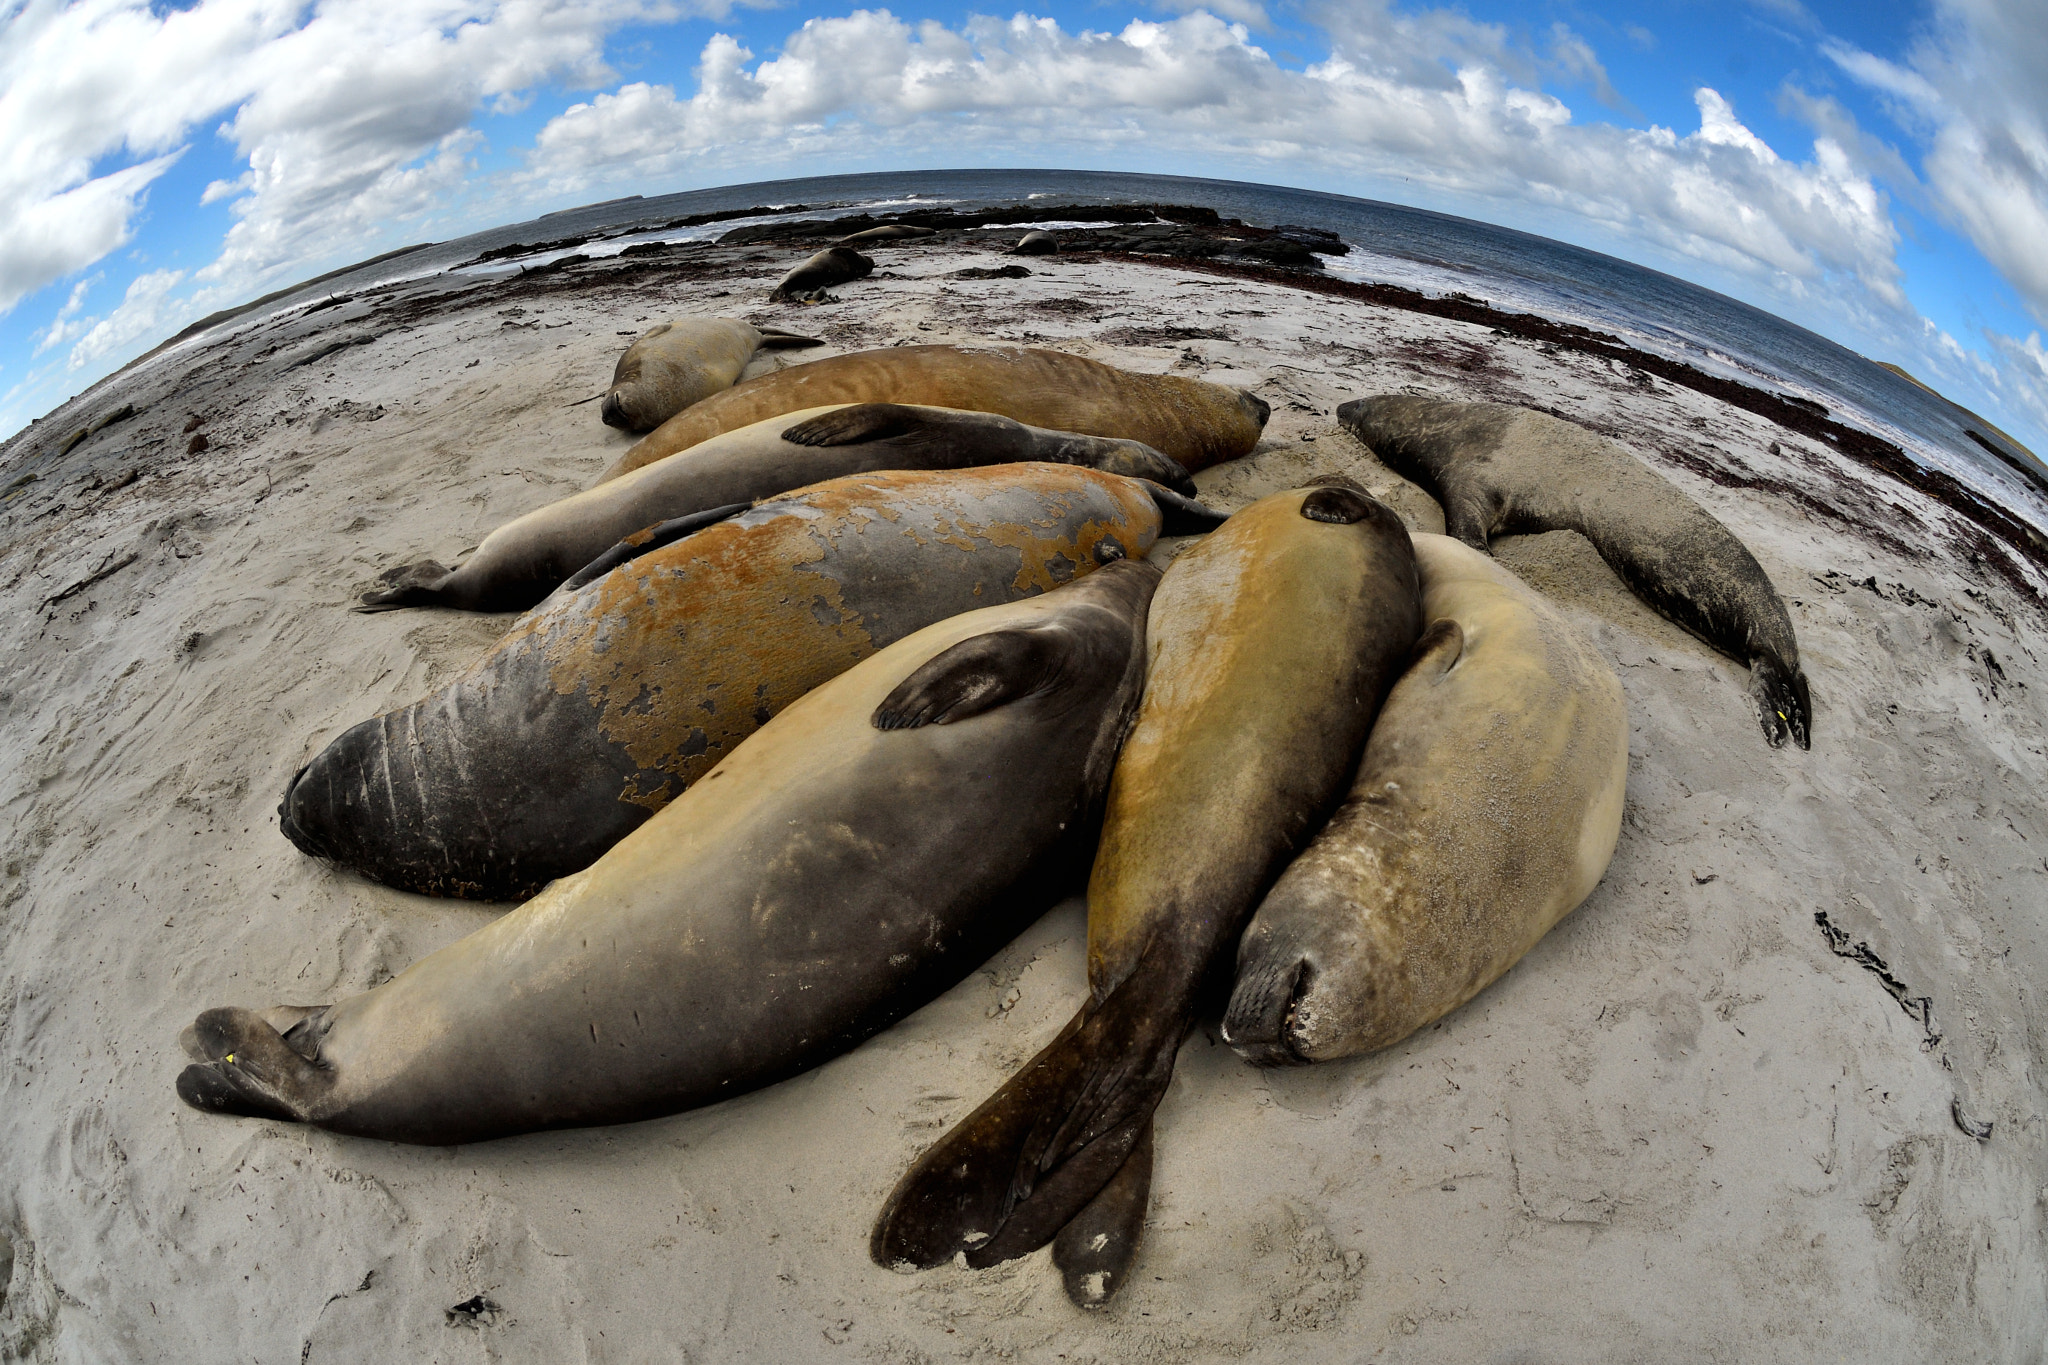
[0,0,733,323]
[1826,0,2048,326]
[64,269,187,370]
[526,6,1902,308]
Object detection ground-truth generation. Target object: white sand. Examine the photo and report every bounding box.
[2,237,2044,1363]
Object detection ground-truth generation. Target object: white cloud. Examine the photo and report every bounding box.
[65,269,186,370]
[1827,0,2048,326]
[526,7,1903,309]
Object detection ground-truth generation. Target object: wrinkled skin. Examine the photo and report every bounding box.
[1340,394,1811,749]
[180,563,1160,1146]
[1223,533,1629,1065]
[285,465,1204,901]
[602,344,1271,483]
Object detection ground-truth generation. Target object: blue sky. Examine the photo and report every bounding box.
[5,0,2047,463]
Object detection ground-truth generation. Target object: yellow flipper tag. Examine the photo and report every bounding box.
[225,1053,236,1064]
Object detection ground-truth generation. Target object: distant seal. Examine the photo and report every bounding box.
[837,224,935,246]
[283,465,1222,901]
[871,480,1421,1289]
[603,343,1271,482]
[771,245,873,301]
[180,562,1162,1145]
[1009,230,1058,256]
[601,318,822,432]
[363,404,1202,612]
[1223,532,1629,1065]
[1340,394,1812,748]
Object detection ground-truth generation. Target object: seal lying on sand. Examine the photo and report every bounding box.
[363,404,1201,613]
[871,480,1421,1286]
[1224,533,1629,1065]
[600,318,822,432]
[1339,394,1812,748]
[837,224,935,246]
[771,246,873,301]
[603,343,1270,482]
[180,563,1161,1145]
[285,465,1222,901]
[1010,231,1058,256]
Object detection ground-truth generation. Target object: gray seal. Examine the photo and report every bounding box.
[1009,231,1058,256]
[178,562,1161,1144]
[362,403,1201,613]
[1340,394,1812,748]
[771,245,873,301]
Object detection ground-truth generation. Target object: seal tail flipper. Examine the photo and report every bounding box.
[175,1007,333,1124]
[1051,1116,1154,1309]
[356,561,453,612]
[1748,653,1812,750]
[755,327,826,349]
[558,502,752,593]
[870,940,1187,1271]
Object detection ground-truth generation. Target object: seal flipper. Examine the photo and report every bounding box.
[1748,652,1812,750]
[870,933,1188,1271]
[357,560,454,612]
[1051,1116,1154,1308]
[780,404,931,448]
[871,628,1071,731]
[754,327,825,349]
[559,502,751,592]
[175,1006,333,1124]
[1142,482,1230,535]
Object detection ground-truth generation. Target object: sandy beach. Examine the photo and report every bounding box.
[2,228,2044,1362]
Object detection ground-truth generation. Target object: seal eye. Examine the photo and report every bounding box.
[1093,537,1128,564]
[1299,486,1381,525]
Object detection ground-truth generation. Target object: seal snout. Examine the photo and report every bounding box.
[1221,951,1319,1067]
[276,762,333,861]
[1243,392,1272,427]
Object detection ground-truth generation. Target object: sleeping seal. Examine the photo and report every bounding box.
[837,224,936,246]
[362,404,1200,613]
[871,480,1421,1286]
[1010,231,1058,256]
[284,464,1222,901]
[1223,533,1629,1065]
[601,318,822,432]
[180,562,1160,1145]
[1339,394,1812,748]
[601,344,1270,483]
[770,245,873,301]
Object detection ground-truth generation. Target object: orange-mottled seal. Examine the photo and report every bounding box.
[600,318,822,432]
[601,344,1270,483]
[283,465,1223,901]
[1223,533,1629,1065]
[771,245,873,301]
[179,562,1160,1145]
[871,481,1422,1295]
[362,403,1200,613]
[1339,394,1811,748]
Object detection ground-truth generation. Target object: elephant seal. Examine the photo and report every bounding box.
[284,465,1222,901]
[771,245,873,301]
[871,480,1422,1286]
[1339,394,1811,748]
[600,318,822,432]
[1223,533,1629,1065]
[180,562,1161,1145]
[603,344,1270,483]
[1010,230,1058,256]
[362,404,1201,613]
[837,224,935,246]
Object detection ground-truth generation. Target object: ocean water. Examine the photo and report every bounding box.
[211,168,2048,531]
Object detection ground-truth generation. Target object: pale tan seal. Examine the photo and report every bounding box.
[600,318,821,432]
[1223,532,1629,1063]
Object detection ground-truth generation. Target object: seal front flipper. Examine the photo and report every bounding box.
[175,1007,334,1123]
[780,403,931,448]
[1051,1116,1153,1308]
[871,627,1074,730]
[357,560,454,612]
[558,502,751,593]
[1749,652,1812,750]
